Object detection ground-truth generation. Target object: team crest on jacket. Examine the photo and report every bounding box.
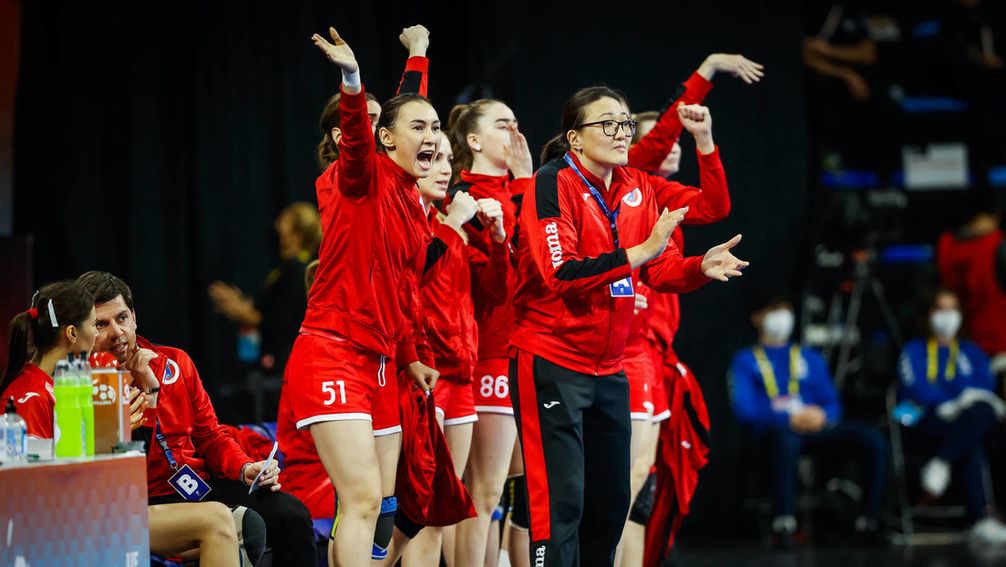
[162,359,180,385]
[622,188,642,207]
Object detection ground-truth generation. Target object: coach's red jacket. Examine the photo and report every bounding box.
[447,172,530,362]
[135,337,252,498]
[511,152,710,375]
[420,211,510,382]
[303,87,431,367]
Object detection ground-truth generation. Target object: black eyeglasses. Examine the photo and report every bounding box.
[575,119,638,137]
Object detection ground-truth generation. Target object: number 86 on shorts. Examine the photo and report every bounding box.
[480,375,509,399]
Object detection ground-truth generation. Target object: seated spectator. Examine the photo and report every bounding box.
[729,297,886,547]
[77,271,316,565]
[897,288,1006,545]
[208,201,322,373]
[937,190,1006,380]
[1,281,245,567]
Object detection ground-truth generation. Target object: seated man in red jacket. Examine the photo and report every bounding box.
[76,271,315,565]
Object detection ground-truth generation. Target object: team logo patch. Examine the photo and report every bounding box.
[621,188,642,207]
[162,359,180,385]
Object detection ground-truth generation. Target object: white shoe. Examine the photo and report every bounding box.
[920,458,951,497]
[970,517,1006,546]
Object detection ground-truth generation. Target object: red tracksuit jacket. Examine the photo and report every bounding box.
[448,172,531,362]
[421,211,510,382]
[303,86,431,367]
[135,337,252,498]
[1,364,54,439]
[316,56,429,223]
[937,228,1006,354]
[512,152,710,375]
[644,361,711,567]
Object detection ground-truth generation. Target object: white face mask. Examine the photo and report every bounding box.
[762,309,795,343]
[930,309,962,340]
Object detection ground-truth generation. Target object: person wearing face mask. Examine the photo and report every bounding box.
[729,297,886,548]
[896,289,1006,545]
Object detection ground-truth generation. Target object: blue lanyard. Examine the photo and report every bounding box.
[154,418,178,470]
[564,153,620,247]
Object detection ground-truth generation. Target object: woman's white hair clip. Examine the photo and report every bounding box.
[47,298,58,328]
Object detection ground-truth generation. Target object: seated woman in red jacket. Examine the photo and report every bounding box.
[512,86,748,566]
[1,281,244,567]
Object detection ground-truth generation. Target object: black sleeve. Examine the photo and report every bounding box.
[424,237,449,274]
[398,70,423,95]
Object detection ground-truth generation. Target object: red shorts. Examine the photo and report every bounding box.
[284,329,401,436]
[623,351,654,421]
[472,358,514,415]
[651,347,672,423]
[434,379,479,426]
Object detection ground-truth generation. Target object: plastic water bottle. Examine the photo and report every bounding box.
[78,352,95,456]
[3,396,27,463]
[0,404,7,463]
[54,354,83,458]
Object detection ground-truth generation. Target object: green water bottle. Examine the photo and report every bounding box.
[54,354,83,458]
[78,351,94,456]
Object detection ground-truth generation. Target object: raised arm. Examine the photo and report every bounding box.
[396,25,430,96]
[649,105,731,224]
[312,27,377,198]
[628,53,763,172]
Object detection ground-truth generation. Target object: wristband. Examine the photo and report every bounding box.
[240,462,253,485]
[342,69,362,90]
[143,386,161,395]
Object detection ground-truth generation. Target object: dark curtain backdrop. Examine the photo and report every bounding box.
[13,0,808,536]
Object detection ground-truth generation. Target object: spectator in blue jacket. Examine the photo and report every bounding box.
[897,289,1006,545]
[730,297,886,547]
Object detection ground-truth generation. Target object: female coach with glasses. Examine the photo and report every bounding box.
[511,86,748,566]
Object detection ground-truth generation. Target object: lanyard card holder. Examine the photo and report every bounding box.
[168,464,213,501]
[609,276,634,297]
[157,418,212,501]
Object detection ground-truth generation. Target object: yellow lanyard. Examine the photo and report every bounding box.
[926,339,958,383]
[753,345,801,399]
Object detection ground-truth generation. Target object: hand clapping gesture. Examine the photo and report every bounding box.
[700,235,749,282]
